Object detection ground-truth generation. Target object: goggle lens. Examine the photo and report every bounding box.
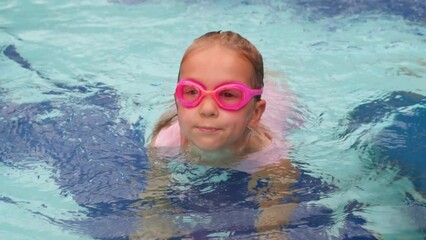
[181,85,201,102]
[217,88,243,106]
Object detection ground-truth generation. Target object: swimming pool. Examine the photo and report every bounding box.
[1,0,425,239]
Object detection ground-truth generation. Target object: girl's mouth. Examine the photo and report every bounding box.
[196,126,221,134]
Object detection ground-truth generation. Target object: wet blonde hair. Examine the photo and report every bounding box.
[179,31,264,88]
[150,31,264,142]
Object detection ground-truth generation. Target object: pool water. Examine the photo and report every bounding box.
[1,0,425,239]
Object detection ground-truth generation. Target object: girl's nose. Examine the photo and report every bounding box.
[198,95,219,117]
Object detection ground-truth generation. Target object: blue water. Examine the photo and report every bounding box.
[1,0,425,239]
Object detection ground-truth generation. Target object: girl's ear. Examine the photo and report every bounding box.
[248,100,266,129]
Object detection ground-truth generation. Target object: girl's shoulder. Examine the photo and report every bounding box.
[236,135,291,173]
[152,120,181,147]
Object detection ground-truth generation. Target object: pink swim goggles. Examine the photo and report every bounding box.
[175,79,263,111]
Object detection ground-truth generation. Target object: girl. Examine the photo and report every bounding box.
[139,31,299,238]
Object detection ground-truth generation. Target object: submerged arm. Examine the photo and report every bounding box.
[248,159,299,236]
[132,148,187,239]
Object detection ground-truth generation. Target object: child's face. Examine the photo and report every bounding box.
[177,45,265,152]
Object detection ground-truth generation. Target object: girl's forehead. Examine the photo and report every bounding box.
[179,46,255,87]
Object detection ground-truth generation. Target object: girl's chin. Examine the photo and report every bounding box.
[192,144,224,153]
[188,144,233,159]
[188,139,224,152]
